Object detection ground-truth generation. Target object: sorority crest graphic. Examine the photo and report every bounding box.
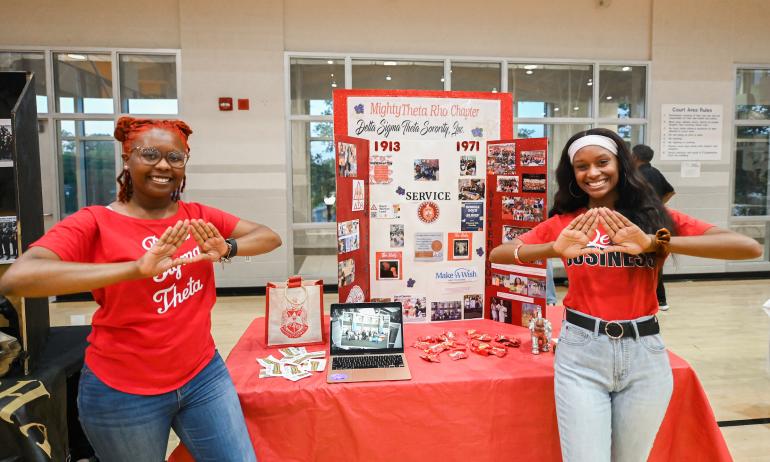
[346,285,365,303]
[280,299,310,338]
[417,201,440,223]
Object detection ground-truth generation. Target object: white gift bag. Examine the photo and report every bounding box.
[265,276,325,347]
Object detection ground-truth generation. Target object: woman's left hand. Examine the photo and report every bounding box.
[188,219,229,262]
[597,208,652,255]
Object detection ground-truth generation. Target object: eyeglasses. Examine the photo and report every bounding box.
[131,147,189,169]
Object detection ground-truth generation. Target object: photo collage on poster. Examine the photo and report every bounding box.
[486,141,548,325]
[0,216,18,262]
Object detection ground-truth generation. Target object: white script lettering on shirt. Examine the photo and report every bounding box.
[586,229,611,249]
[154,277,204,314]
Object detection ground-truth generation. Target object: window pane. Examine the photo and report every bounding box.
[291,121,335,223]
[54,53,113,114]
[515,123,592,207]
[119,54,178,114]
[84,140,116,206]
[599,65,646,119]
[509,64,592,118]
[58,120,117,216]
[352,59,443,91]
[733,126,770,217]
[728,222,766,257]
[736,69,770,120]
[450,62,501,92]
[293,228,336,279]
[290,58,345,115]
[597,124,645,150]
[0,51,47,113]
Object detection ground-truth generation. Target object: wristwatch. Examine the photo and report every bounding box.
[221,238,238,263]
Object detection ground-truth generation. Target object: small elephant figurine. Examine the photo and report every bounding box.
[528,313,552,355]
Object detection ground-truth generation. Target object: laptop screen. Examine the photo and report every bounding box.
[330,302,404,355]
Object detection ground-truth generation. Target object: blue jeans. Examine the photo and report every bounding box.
[546,259,558,305]
[78,352,256,462]
[554,311,673,462]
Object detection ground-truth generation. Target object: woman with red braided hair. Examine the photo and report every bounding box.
[0,116,281,461]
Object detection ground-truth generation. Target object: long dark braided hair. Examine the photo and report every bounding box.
[550,128,675,235]
[114,117,193,203]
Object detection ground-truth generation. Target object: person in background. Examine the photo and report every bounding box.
[0,117,282,462]
[632,144,675,311]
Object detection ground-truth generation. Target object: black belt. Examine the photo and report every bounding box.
[565,309,660,339]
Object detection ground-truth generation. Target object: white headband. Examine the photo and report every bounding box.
[567,135,618,163]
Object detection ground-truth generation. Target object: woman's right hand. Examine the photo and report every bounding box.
[134,220,191,278]
[552,209,602,259]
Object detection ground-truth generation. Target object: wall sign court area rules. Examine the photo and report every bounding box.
[334,89,513,323]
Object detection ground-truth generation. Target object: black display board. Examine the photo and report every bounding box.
[0,71,48,374]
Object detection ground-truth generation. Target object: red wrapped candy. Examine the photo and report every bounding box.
[449,351,468,361]
[495,334,521,348]
[420,352,441,363]
[490,346,507,358]
[469,340,491,356]
[411,341,432,350]
[444,331,457,341]
[475,334,492,342]
[428,343,448,354]
[418,335,436,343]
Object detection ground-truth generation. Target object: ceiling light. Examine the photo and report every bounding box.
[573,107,579,111]
[554,107,560,112]
[385,74,392,81]
[327,60,334,65]
[606,96,613,100]
[331,82,337,88]
[622,66,631,71]
[383,61,397,66]
[525,70,533,75]
[440,77,445,82]
[524,65,537,70]
[67,54,86,60]
[587,82,593,86]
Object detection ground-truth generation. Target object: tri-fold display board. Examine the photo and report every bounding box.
[334,89,547,326]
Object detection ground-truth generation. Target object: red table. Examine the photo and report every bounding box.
[169,309,731,462]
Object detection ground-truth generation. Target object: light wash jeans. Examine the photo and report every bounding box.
[78,351,256,462]
[554,310,673,462]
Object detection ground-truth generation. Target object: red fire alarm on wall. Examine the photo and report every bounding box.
[238,98,250,110]
[218,97,233,111]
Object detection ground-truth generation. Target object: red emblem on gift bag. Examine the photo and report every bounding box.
[280,282,310,338]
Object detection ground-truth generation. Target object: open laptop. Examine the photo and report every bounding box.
[327,302,412,383]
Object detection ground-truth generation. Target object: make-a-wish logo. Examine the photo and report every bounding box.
[354,104,364,114]
[435,267,479,282]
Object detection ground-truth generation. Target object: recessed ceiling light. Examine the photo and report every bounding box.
[525,70,533,75]
[67,54,86,60]
[327,60,334,65]
[622,66,631,71]
[587,82,593,86]
[524,65,537,70]
[385,75,392,81]
[331,82,337,88]
[440,77,445,82]
[606,96,613,100]
[554,107,560,112]
[573,107,579,110]
[383,61,397,66]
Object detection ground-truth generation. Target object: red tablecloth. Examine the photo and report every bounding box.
[169,308,731,462]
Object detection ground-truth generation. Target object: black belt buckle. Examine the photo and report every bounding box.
[604,321,624,339]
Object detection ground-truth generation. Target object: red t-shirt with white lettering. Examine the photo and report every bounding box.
[31,202,239,394]
[518,208,713,320]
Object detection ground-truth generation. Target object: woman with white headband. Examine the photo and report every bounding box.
[490,128,761,462]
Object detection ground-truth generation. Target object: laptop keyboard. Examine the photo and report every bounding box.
[331,354,404,370]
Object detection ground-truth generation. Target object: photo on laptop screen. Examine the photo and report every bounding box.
[330,305,403,353]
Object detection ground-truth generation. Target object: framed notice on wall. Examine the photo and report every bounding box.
[334,89,512,322]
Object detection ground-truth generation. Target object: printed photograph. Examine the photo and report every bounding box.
[522,302,542,326]
[463,294,483,319]
[507,275,529,295]
[430,301,462,321]
[486,143,516,175]
[0,216,18,262]
[502,197,544,222]
[338,258,355,287]
[0,120,12,162]
[414,158,439,181]
[521,149,546,167]
[337,142,357,177]
[491,272,509,287]
[337,219,360,254]
[522,173,547,193]
[490,297,512,324]
[460,155,477,176]
[497,176,519,193]
[394,295,428,323]
[390,224,404,248]
[458,178,485,201]
[502,225,531,243]
[527,278,547,298]
[379,259,400,280]
[453,239,469,258]
[371,297,392,303]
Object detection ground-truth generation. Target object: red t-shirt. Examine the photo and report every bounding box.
[518,208,713,320]
[31,202,239,394]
